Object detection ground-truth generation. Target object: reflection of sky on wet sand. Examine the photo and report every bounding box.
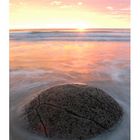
[10,41,130,83]
[10,40,130,140]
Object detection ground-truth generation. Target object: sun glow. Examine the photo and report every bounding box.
[76,22,88,31]
[10,0,130,29]
[76,26,87,32]
[45,22,89,29]
[77,28,86,32]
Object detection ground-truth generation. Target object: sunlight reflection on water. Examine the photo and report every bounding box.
[10,39,130,140]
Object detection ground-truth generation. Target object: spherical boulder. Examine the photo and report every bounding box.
[24,84,123,140]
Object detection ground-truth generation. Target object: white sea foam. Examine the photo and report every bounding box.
[10,29,130,140]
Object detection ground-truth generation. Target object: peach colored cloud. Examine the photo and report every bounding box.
[10,0,130,29]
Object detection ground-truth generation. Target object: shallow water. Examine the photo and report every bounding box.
[10,29,130,140]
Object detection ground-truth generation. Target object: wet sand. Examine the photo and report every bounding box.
[10,30,130,140]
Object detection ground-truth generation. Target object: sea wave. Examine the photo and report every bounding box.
[10,30,130,42]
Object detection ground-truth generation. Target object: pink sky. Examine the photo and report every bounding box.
[10,0,130,29]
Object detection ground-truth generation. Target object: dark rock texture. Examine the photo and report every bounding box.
[24,84,123,140]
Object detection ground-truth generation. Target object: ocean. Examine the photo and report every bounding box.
[10,29,130,140]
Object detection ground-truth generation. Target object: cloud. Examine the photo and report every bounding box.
[60,5,73,8]
[50,1,62,6]
[78,2,83,6]
[106,6,130,16]
[120,8,130,11]
[106,6,114,10]
[50,1,73,8]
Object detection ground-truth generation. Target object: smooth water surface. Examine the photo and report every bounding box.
[10,29,130,140]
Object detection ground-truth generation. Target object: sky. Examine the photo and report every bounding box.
[10,0,130,29]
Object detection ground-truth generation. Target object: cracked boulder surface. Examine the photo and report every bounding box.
[24,84,123,140]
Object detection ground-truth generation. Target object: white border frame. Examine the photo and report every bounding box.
[0,0,9,139]
[1,0,140,140]
[131,0,140,140]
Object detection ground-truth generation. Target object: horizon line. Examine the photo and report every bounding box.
[10,27,130,31]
